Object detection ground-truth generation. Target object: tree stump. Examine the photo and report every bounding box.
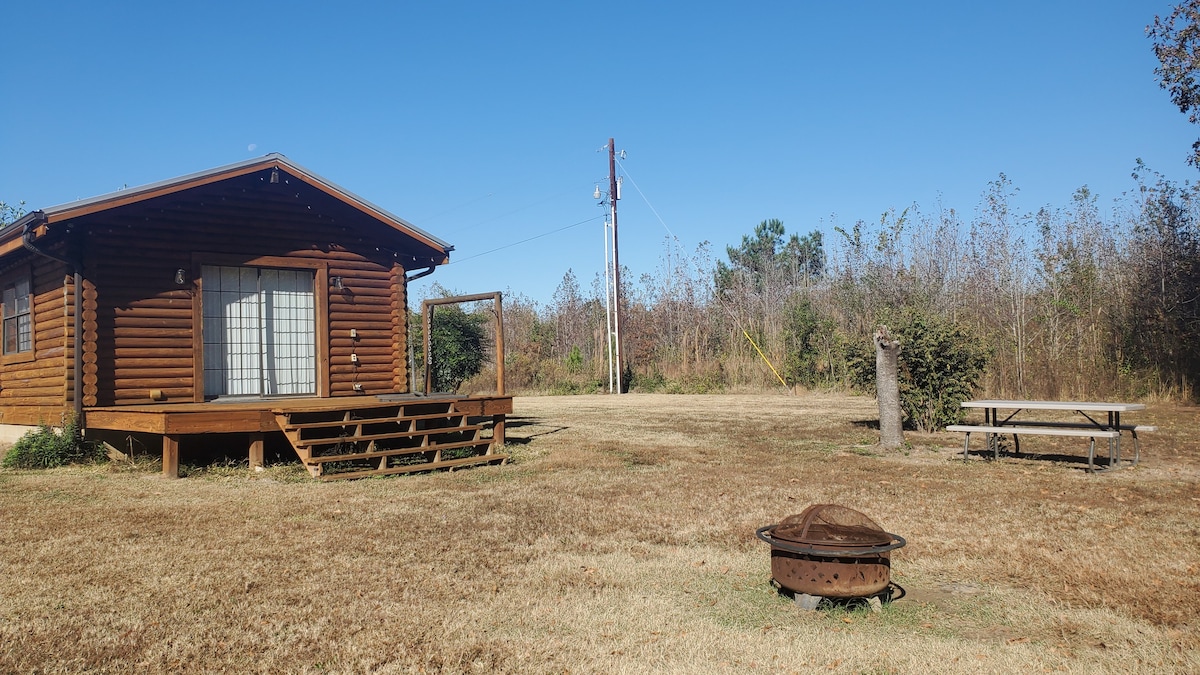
[874,325,904,449]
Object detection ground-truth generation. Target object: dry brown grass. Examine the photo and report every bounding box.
[1,392,1197,673]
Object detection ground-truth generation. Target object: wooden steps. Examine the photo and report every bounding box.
[272,399,507,480]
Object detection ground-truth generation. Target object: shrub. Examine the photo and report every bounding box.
[850,309,992,432]
[2,414,101,469]
[547,377,605,395]
[896,312,992,432]
[783,295,840,388]
[629,370,667,393]
[429,306,490,392]
[565,346,584,374]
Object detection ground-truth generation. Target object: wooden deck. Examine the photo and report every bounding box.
[83,394,513,480]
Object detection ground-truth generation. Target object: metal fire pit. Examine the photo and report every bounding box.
[756,504,905,599]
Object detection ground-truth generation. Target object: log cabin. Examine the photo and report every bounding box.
[0,154,510,479]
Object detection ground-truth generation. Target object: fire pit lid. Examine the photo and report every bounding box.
[769,503,894,548]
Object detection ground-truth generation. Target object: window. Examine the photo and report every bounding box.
[2,277,31,356]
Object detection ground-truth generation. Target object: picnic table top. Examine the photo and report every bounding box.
[962,399,1146,412]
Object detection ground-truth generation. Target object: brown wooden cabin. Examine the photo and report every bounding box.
[0,154,510,479]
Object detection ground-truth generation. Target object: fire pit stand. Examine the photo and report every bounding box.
[756,504,906,609]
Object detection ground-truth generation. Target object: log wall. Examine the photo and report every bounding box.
[0,255,73,425]
[81,211,411,406]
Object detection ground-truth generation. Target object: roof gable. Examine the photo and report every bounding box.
[2,154,452,267]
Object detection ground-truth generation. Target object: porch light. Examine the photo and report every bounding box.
[270,168,279,184]
[174,268,186,285]
[331,276,343,290]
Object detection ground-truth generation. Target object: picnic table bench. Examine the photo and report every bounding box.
[947,400,1154,473]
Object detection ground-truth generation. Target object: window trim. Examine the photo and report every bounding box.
[200,264,318,399]
[0,267,36,365]
[191,254,330,401]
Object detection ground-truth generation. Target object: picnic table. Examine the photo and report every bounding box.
[946,399,1153,473]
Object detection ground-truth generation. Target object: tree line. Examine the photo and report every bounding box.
[441,163,1200,411]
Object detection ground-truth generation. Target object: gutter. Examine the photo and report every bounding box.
[404,265,437,283]
[21,213,84,423]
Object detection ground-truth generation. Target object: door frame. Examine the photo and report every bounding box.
[191,254,330,401]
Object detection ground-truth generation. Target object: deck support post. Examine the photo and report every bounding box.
[163,434,180,478]
[491,414,506,451]
[249,433,264,469]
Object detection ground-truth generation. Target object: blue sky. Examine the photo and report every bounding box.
[1,1,1194,306]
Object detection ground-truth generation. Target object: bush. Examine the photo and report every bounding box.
[629,370,668,393]
[429,306,491,392]
[547,377,606,395]
[565,346,584,374]
[897,312,992,432]
[2,415,101,469]
[850,309,992,432]
[782,296,841,388]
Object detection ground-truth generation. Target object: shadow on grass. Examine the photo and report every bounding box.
[501,416,569,446]
[963,446,1121,472]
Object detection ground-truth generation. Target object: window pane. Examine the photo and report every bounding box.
[17,314,31,352]
[3,317,16,354]
[14,279,30,313]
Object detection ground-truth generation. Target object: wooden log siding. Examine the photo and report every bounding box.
[327,263,400,395]
[0,257,73,425]
[80,211,412,406]
[88,249,192,405]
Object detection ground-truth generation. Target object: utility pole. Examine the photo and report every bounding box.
[608,138,623,394]
[603,210,614,393]
[594,138,624,394]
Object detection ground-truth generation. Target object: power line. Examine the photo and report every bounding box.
[413,183,593,235]
[445,214,606,265]
[451,185,584,236]
[414,191,495,224]
[615,158,676,241]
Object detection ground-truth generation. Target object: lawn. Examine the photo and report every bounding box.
[1,393,1197,673]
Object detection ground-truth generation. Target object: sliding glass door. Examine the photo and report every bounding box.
[202,265,316,397]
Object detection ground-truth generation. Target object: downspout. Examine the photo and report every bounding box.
[404,266,437,394]
[22,213,84,422]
